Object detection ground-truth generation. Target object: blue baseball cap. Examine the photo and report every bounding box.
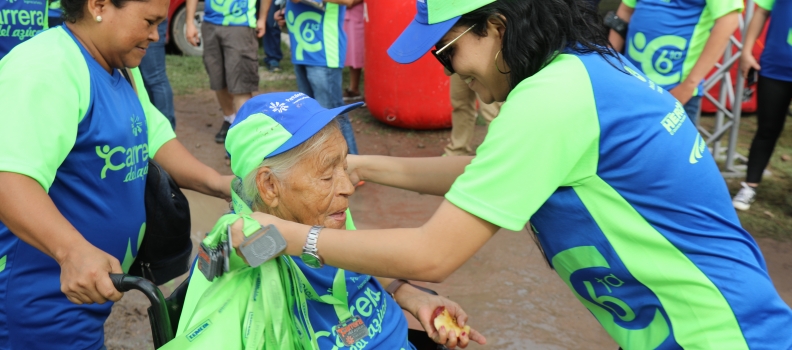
[387,0,460,64]
[226,92,364,178]
[387,0,497,64]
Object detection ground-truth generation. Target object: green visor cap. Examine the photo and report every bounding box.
[427,0,496,24]
[225,92,364,179]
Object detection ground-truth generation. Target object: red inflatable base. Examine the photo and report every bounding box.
[363,0,452,130]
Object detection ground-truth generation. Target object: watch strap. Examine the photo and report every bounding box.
[303,225,323,253]
[604,11,629,39]
[301,225,324,268]
[385,279,411,299]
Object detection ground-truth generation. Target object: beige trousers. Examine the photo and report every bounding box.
[444,74,502,156]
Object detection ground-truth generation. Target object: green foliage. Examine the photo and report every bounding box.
[165,55,210,96]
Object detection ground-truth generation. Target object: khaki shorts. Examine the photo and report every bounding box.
[201,23,259,94]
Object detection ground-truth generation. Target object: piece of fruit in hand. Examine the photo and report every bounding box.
[432,306,471,335]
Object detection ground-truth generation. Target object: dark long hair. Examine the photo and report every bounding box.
[455,0,617,89]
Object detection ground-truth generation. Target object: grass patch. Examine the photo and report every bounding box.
[701,113,792,241]
[165,55,209,95]
[166,40,364,96]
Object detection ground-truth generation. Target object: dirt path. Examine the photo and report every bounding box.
[104,92,792,350]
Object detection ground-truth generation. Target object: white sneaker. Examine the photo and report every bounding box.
[732,182,757,211]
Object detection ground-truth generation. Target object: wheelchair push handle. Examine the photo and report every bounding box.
[109,274,175,348]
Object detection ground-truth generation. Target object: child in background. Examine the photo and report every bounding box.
[343,0,365,102]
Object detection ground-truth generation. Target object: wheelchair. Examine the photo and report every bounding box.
[111,274,447,349]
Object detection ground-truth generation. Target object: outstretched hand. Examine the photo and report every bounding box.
[397,285,486,348]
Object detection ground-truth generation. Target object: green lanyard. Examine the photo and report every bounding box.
[287,258,353,321]
[232,182,353,321]
[231,184,355,349]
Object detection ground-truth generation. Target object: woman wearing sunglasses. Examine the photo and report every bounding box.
[232,0,792,348]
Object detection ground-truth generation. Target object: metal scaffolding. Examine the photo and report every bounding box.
[696,0,754,178]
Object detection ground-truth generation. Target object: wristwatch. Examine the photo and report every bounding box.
[300,225,324,268]
[386,279,411,299]
[603,11,629,39]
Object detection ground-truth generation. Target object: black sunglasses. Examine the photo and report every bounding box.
[430,24,476,74]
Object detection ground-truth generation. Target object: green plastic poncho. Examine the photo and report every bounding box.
[161,189,307,349]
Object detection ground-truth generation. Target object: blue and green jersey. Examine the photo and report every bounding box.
[0,26,175,349]
[204,0,257,27]
[285,1,346,68]
[755,0,792,82]
[285,214,414,349]
[623,0,743,95]
[445,51,792,349]
[0,0,48,60]
[289,261,415,349]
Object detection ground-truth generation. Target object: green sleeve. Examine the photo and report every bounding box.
[706,0,744,19]
[754,0,774,11]
[444,55,600,231]
[622,0,636,9]
[0,28,90,191]
[129,67,176,158]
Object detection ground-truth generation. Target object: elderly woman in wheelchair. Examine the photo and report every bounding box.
[177,92,484,350]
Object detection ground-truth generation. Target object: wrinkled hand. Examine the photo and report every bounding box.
[256,18,266,38]
[274,8,286,28]
[669,80,696,105]
[740,53,761,79]
[397,286,486,348]
[58,241,124,305]
[186,23,200,47]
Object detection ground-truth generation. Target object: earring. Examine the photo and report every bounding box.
[95,15,103,22]
[495,49,511,74]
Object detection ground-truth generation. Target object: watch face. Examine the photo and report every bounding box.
[301,253,322,268]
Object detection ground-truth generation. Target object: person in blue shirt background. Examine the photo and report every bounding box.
[185,0,269,144]
[48,0,63,27]
[0,0,48,60]
[608,0,742,124]
[275,0,360,155]
[139,18,176,130]
[731,0,792,211]
[261,0,284,72]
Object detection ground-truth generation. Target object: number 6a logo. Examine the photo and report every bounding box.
[628,32,687,86]
[552,246,670,349]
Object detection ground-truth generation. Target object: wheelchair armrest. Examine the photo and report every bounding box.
[164,277,190,335]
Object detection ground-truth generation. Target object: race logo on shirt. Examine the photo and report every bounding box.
[211,0,248,20]
[552,246,671,348]
[315,286,388,350]
[95,114,149,182]
[0,0,47,42]
[660,102,686,136]
[628,32,687,86]
[286,9,323,61]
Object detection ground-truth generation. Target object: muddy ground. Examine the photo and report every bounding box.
[104,90,792,350]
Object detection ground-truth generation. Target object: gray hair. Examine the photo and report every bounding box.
[233,121,341,213]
